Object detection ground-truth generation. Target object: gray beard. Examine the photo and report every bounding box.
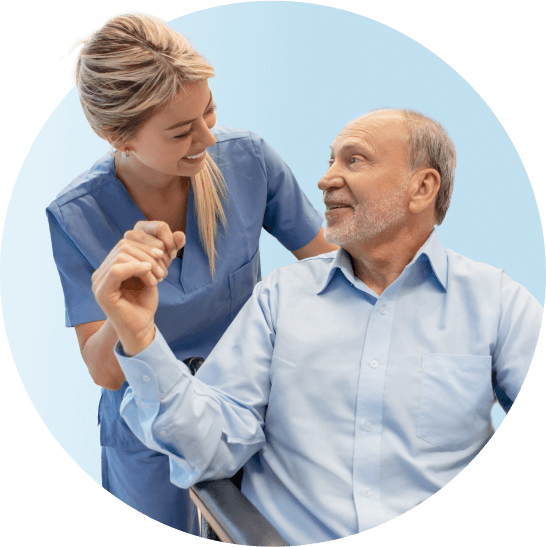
[324,183,408,246]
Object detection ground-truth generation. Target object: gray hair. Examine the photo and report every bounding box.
[369,109,457,225]
[401,110,456,225]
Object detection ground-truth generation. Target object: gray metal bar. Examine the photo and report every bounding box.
[189,479,289,546]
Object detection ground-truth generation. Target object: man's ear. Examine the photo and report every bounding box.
[408,168,441,215]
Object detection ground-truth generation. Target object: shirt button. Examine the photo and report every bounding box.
[364,421,373,432]
[142,375,151,383]
[159,430,167,438]
[370,359,379,369]
[363,488,371,497]
[379,305,387,315]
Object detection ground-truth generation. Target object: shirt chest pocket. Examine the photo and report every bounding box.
[228,249,261,321]
[417,353,494,451]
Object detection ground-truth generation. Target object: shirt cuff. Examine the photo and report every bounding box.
[114,326,189,401]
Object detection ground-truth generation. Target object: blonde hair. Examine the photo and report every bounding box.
[76,14,227,276]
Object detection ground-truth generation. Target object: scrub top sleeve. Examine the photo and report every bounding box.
[46,205,106,327]
[252,134,323,252]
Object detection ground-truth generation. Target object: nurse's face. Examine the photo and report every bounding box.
[124,80,217,179]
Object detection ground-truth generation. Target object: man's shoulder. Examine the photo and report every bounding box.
[445,248,504,278]
[261,251,337,291]
[445,249,541,306]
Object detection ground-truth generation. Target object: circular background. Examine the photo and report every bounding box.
[1,1,544,545]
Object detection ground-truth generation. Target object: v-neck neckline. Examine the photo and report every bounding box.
[108,158,213,294]
[179,185,213,293]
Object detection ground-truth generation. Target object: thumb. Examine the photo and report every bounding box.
[173,231,186,251]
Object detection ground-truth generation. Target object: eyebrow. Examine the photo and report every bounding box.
[165,93,214,131]
[330,142,371,157]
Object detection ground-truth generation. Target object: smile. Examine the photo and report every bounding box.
[325,204,353,210]
[182,151,206,163]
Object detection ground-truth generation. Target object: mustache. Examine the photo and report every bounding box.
[323,193,355,207]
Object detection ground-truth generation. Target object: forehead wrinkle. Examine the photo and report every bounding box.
[332,124,377,155]
[330,141,373,160]
[340,115,409,159]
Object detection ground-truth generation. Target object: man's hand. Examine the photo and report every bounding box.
[92,221,185,356]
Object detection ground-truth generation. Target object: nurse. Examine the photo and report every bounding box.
[46,13,336,535]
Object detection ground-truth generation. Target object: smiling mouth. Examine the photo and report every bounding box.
[182,151,205,163]
[325,204,353,211]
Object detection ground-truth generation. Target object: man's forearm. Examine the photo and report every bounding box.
[115,328,266,487]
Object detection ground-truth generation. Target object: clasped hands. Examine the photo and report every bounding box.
[92,221,186,356]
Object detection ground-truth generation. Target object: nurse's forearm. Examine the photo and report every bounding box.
[291,228,337,260]
[76,319,126,391]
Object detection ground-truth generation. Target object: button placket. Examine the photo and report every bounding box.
[353,288,401,531]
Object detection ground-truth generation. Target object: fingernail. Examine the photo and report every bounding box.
[171,250,177,259]
[152,248,163,257]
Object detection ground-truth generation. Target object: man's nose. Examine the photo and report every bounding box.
[318,164,344,191]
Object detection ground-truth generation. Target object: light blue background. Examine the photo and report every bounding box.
[1,2,543,485]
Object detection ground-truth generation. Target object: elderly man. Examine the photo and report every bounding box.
[93,109,542,544]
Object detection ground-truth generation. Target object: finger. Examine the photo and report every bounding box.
[111,261,158,288]
[118,249,166,281]
[94,248,167,289]
[93,260,155,308]
[121,269,159,290]
[117,241,169,279]
[133,221,177,260]
[173,231,186,253]
[124,229,166,252]
[124,230,170,269]
[149,248,170,277]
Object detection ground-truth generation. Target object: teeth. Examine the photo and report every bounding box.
[185,152,204,160]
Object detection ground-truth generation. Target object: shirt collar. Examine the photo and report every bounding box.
[317,229,447,295]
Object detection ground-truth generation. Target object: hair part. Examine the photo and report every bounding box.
[76,14,227,275]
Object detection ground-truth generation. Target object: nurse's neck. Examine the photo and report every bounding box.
[115,153,189,197]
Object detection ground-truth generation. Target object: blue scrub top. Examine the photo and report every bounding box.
[47,126,323,450]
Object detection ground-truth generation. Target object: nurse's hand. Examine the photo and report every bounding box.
[124,221,186,273]
[91,230,184,356]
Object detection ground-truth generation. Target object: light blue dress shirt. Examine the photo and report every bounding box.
[117,230,542,545]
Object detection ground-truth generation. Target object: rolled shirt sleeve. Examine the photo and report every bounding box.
[117,280,277,487]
